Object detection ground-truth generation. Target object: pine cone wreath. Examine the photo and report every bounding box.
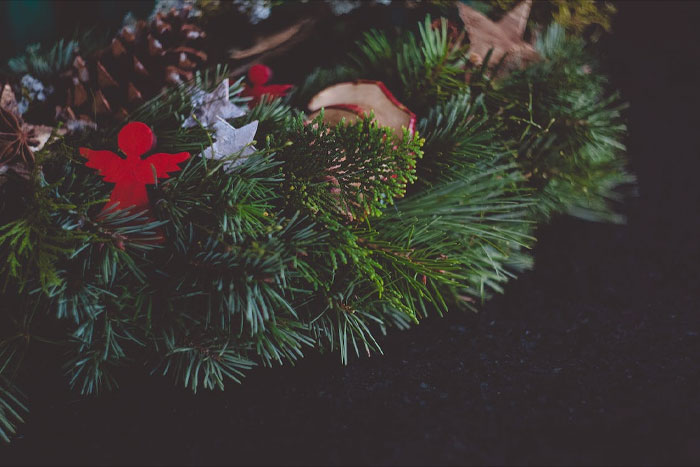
[59,5,208,124]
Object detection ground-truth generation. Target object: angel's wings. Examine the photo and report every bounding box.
[80,148,189,185]
[79,148,127,183]
[137,152,190,184]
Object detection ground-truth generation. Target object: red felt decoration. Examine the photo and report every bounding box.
[241,64,292,108]
[80,122,189,220]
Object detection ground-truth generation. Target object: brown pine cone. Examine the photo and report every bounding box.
[59,5,208,124]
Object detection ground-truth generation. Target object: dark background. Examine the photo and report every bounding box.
[2,0,700,465]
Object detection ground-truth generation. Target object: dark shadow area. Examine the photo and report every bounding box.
[0,0,153,65]
[1,1,699,465]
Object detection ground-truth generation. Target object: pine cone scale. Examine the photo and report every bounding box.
[111,38,128,57]
[73,83,88,107]
[55,7,208,124]
[97,62,119,88]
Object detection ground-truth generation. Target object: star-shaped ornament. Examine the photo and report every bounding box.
[199,118,258,170]
[183,78,247,129]
[1,83,56,153]
[457,0,540,74]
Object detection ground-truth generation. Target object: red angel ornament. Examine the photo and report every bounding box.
[80,122,189,217]
[241,64,292,108]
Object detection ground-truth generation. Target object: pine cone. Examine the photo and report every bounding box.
[59,6,208,124]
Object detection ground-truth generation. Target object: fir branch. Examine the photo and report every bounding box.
[481,23,633,221]
[6,40,77,79]
[416,90,502,185]
[158,331,255,392]
[375,162,536,306]
[275,113,423,222]
[349,16,469,112]
[0,376,26,444]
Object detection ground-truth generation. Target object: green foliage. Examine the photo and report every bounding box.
[158,332,255,393]
[274,113,423,222]
[0,377,26,444]
[480,23,633,221]
[237,95,292,136]
[0,305,30,444]
[0,9,630,443]
[415,91,499,184]
[0,336,24,444]
[5,27,110,79]
[0,176,85,292]
[348,16,469,113]
[491,0,617,35]
[375,163,535,305]
[293,17,469,114]
[7,40,77,78]
[551,0,617,34]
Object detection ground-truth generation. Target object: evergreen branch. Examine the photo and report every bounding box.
[6,40,77,79]
[158,331,255,392]
[0,376,27,444]
[275,113,423,222]
[349,15,468,112]
[479,23,633,221]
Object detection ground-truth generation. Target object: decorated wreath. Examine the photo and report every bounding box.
[0,0,630,441]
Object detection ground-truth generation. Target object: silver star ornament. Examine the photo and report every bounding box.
[183,78,247,129]
[199,118,259,170]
